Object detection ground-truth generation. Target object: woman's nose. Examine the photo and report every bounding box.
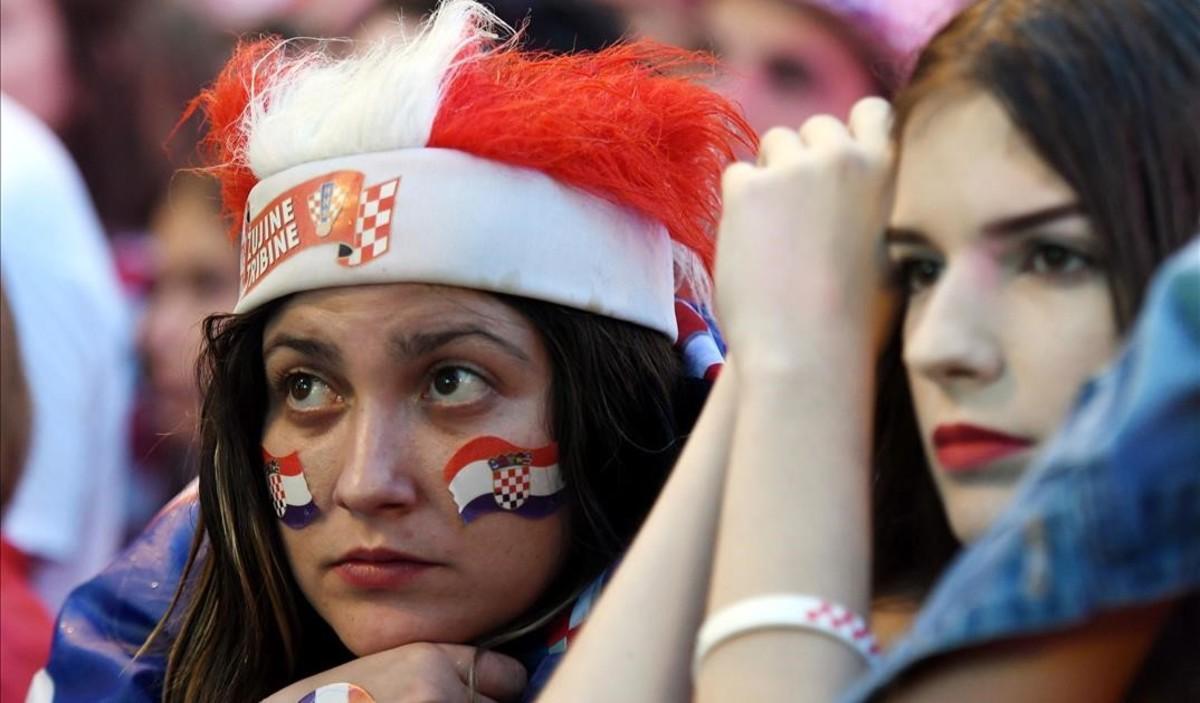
[903,262,1005,388]
[332,404,420,515]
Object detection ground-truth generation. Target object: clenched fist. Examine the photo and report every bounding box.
[715,97,897,371]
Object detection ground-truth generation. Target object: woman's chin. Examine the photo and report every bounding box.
[337,625,430,657]
[326,605,479,656]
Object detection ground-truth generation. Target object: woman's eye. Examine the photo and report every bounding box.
[765,54,814,92]
[1026,243,1093,277]
[284,373,339,411]
[426,367,490,406]
[893,257,943,295]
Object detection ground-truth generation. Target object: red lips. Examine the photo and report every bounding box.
[332,547,438,590]
[932,423,1033,474]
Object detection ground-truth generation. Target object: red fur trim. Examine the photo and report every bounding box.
[430,42,756,273]
[192,37,756,262]
[183,38,286,242]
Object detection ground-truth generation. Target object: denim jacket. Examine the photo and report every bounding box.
[842,238,1200,702]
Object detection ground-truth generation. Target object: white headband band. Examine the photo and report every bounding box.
[236,148,678,339]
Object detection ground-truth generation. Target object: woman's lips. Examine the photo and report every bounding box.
[932,423,1034,474]
[332,548,437,590]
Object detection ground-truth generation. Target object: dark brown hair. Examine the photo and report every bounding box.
[873,0,1200,595]
[153,294,694,702]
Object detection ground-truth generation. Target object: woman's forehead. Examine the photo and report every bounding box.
[892,90,1077,238]
[264,283,534,345]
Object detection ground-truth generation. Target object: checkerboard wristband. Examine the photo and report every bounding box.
[693,594,882,678]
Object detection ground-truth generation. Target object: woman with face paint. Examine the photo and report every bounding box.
[28,3,751,702]
[537,0,1200,701]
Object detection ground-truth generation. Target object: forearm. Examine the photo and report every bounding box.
[698,342,874,703]
[539,368,738,703]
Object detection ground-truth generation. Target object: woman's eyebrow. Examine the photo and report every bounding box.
[885,203,1084,247]
[982,202,1082,237]
[884,227,930,246]
[262,334,343,366]
[389,325,532,364]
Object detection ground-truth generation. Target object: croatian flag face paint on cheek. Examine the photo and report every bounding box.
[263,448,321,529]
[442,437,565,524]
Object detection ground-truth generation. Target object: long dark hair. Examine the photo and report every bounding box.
[151,293,693,702]
[873,0,1200,596]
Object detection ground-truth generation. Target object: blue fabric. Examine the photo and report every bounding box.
[42,487,199,702]
[842,238,1200,702]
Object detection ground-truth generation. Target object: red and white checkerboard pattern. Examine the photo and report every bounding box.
[266,468,287,519]
[805,600,882,658]
[339,178,400,267]
[492,465,532,510]
[693,594,882,676]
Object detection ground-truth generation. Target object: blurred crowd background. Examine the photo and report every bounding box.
[0,0,965,696]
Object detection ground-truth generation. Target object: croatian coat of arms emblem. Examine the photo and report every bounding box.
[489,451,534,510]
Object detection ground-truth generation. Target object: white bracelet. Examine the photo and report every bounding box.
[693,594,882,678]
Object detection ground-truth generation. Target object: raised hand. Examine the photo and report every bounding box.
[715,97,897,370]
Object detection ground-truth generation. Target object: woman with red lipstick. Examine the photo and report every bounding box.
[30,2,752,702]
[538,0,1200,701]
[709,0,1200,697]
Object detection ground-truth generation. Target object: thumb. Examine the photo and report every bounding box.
[434,644,528,702]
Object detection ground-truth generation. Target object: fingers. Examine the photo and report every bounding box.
[721,161,757,197]
[436,644,527,702]
[848,97,893,154]
[472,650,527,702]
[757,127,802,167]
[797,114,852,150]
[752,102,893,169]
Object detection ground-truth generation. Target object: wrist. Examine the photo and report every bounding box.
[730,332,874,389]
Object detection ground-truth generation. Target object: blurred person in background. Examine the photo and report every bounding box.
[703,0,898,133]
[589,0,704,48]
[0,282,53,703]
[0,0,74,135]
[3,0,239,540]
[182,0,379,35]
[0,95,134,614]
[0,0,235,235]
[0,0,164,235]
[216,0,626,53]
[703,0,968,134]
[113,3,236,537]
[360,0,624,52]
[127,173,239,534]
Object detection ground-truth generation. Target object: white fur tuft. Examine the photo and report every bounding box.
[243,0,509,179]
[673,242,714,308]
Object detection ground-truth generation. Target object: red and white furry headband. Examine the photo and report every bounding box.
[189,0,754,339]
